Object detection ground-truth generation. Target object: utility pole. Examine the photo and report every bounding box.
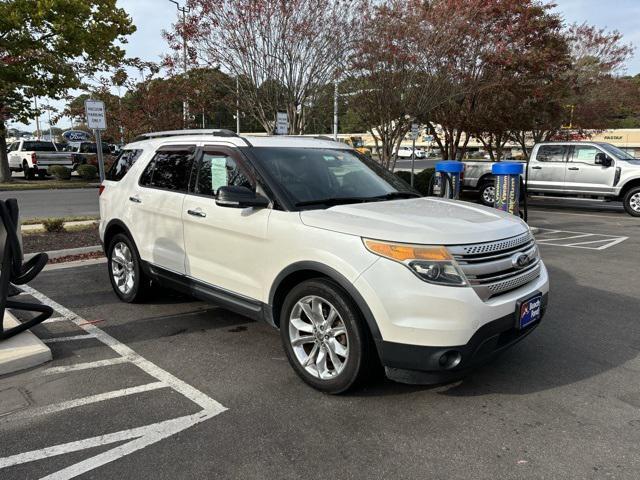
[170,0,190,128]
[34,97,41,139]
[333,81,339,141]
[236,76,240,134]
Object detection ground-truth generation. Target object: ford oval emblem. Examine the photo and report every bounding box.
[512,253,530,269]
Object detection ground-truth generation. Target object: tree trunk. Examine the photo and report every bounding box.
[0,118,12,183]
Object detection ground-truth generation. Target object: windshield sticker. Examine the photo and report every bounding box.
[209,156,228,192]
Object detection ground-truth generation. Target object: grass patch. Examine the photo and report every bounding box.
[0,178,96,191]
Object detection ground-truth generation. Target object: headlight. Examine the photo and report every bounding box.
[363,238,467,287]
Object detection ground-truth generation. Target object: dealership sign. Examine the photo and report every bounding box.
[62,130,92,142]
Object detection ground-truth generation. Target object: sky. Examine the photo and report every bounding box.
[10,0,640,133]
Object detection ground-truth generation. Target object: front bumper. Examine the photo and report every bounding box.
[352,256,550,384]
[379,293,548,384]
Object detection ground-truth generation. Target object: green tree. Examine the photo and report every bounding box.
[0,0,135,181]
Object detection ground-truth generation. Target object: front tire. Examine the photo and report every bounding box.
[280,279,376,394]
[107,233,150,302]
[478,181,495,206]
[623,186,640,217]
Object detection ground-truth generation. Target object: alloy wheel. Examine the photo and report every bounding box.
[111,241,136,295]
[288,295,349,380]
[482,185,496,204]
[629,192,640,213]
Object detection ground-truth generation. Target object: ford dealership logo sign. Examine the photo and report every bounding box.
[63,130,92,142]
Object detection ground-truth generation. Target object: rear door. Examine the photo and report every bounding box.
[127,144,196,273]
[182,146,271,300]
[564,144,617,195]
[528,144,568,192]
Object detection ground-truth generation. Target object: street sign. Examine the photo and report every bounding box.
[411,123,419,140]
[84,99,107,182]
[84,99,107,130]
[276,112,288,135]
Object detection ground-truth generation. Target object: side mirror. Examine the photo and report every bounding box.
[595,152,612,167]
[216,185,269,209]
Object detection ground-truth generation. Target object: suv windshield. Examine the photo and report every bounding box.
[248,147,416,208]
[598,143,637,160]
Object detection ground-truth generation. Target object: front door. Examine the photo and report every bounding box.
[528,144,568,193]
[128,145,196,273]
[182,147,271,301]
[564,145,617,195]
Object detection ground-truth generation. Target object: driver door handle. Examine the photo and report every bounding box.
[129,196,142,203]
[531,166,542,170]
[568,167,580,171]
[187,208,206,218]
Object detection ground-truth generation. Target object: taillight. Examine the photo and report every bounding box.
[31,152,37,164]
[98,184,105,196]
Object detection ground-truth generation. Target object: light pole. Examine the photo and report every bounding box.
[170,0,190,128]
[333,80,338,141]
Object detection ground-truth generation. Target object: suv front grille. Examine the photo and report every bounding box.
[448,232,541,301]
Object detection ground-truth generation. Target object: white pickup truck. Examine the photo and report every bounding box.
[7,139,75,179]
[463,141,640,217]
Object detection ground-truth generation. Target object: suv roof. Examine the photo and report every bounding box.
[126,130,351,151]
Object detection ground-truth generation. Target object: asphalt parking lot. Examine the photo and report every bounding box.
[0,205,639,479]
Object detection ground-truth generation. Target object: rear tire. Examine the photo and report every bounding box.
[280,278,377,394]
[478,181,495,207]
[23,162,35,180]
[623,186,640,217]
[107,233,151,302]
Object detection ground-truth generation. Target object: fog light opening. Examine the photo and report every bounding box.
[438,350,462,370]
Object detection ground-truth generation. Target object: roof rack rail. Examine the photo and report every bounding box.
[132,129,238,142]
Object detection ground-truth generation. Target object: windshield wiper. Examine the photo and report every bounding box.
[295,196,378,207]
[373,192,421,200]
[295,191,420,207]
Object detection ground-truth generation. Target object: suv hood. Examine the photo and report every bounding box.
[300,197,528,245]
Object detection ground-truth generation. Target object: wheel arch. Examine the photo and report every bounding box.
[103,219,136,255]
[619,177,640,199]
[268,261,382,341]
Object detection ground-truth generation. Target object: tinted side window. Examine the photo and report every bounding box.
[8,143,17,152]
[22,141,56,152]
[194,153,254,197]
[106,149,143,181]
[140,148,195,192]
[571,146,600,165]
[536,145,566,162]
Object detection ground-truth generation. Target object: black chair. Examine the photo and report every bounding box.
[0,198,53,340]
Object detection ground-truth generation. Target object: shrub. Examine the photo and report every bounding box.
[77,164,98,180]
[49,165,72,180]
[42,218,65,233]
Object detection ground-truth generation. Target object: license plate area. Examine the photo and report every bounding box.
[516,293,542,330]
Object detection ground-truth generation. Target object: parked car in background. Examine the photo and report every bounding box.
[462,141,640,216]
[65,141,112,169]
[396,146,426,159]
[100,130,549,393]
[6,139,75,179]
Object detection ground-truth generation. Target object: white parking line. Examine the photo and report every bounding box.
[41,334,95,343]
[534,228,629,250]
[0,285,227,479]
[42,357,130,375]
[4,382,167,423]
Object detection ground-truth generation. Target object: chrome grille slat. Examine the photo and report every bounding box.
[451,231,541,300]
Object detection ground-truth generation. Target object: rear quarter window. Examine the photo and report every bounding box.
[106,149,143,181]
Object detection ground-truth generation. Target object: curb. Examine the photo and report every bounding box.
[25,245,103,261]
[0,311,52,376]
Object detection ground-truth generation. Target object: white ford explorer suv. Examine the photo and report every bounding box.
[99,130,549,393]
